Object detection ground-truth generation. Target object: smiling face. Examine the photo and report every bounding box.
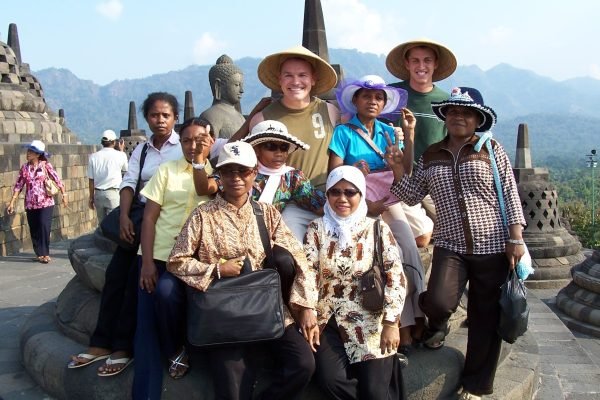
[444,106,481,140]
[404,46,438,89]
[352,88,386,120]
[255,141,290,169]
[278,58,316,104]
[327,179,362,218]
[146,100,177,138]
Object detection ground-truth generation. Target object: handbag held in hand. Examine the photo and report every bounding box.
[360,219,386,311]
[498,270,529,343]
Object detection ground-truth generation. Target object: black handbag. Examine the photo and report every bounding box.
[498,270,529,343]
[186,200,285,347]
[360,219,387,311]
[100,143,149,251]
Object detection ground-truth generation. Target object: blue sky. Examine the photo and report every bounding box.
[1,0,597,85]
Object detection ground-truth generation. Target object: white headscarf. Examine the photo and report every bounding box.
[323,166,369,249]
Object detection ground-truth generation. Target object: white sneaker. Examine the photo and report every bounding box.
[458,391,482,400]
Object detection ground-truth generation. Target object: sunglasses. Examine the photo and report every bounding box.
[219,167,255,178]
[262,142,290,152]
[327,188,361,198]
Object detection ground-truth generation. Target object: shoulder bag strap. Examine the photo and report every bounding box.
[346,123,385,160]
[475,132,508,228]
[373,219,386,282]
[133,143,149,198]
[251,200,273,260]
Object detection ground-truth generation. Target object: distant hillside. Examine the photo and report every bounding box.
[35,48,600,166]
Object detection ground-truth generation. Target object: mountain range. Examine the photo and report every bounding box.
[35,48,600,167]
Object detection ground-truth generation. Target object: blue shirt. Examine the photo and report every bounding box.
[328,115,398,171]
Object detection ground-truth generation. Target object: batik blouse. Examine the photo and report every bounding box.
[301,217,407,363]
[13,161,64,210]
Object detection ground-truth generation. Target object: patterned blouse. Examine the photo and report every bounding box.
[391,135,526,254]
[167,194,317,327]
[13,161,65,210]
[301,217,407,363]
[253,170,326,212]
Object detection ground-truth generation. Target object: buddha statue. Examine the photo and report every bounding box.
[199,55,246,140]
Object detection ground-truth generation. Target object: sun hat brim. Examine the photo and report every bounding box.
[386,38,457,82]
[24,144,50,157]
[257,45,338,95]
[431,101,497,132]
[336,80,408,117]
[243,132,310,153]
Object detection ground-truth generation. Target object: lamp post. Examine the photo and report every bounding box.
[586,149,598,226]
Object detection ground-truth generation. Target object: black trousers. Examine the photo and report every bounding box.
[207,325,315,400]
[419,247,508,395]
[26,206,53,257]
[314,317,405,400]
[89,245,139,353]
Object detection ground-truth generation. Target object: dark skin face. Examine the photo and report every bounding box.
[444,106,481,144]
[254,141,290,169]
[352,89,386,124]
[219,163,257,207]
[146,100,178,138]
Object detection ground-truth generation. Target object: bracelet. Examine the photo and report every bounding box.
[506,239,525,245]
[215,263,221,279]
[192,162,206,170]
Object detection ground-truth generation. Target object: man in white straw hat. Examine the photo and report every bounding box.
[241,45,340,241]
[385,38,458,249]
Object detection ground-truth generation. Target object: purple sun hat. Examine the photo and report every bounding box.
[336,75,408,119]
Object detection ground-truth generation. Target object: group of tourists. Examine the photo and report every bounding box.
[6,36,526,400]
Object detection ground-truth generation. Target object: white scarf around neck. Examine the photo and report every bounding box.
[257,161,294,204]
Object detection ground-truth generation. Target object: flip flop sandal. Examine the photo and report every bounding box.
[97,356,133,377]
[423,330,446,350]
[67,353,110,369]
[168,349,190,380]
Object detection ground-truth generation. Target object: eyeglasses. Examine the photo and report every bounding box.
[262,142,290,152]
[327,188,361,198]
[219,167,255,178]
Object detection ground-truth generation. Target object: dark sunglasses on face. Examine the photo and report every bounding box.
[262,142,290,152]
[327,188,361,198]
[219,167,255,178]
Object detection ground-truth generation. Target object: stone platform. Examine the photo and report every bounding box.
[14,232,542,400]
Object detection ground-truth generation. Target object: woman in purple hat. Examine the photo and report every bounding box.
[387,87,526,399]
[7,140,67,263]
[328,75,426,363]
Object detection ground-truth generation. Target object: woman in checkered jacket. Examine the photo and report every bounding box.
[387,87,526,400]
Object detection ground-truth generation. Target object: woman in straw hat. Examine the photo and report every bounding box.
[7,140,67,264]
[328,74,425,364]
[387,87,526,399]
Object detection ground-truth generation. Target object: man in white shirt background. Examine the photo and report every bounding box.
[88,130,128,221]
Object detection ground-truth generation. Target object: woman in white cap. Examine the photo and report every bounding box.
[301,165,407,400]
[388,87,526,399]
[328,74,426,361]
[7,140,67,263]
[166,141,318,400]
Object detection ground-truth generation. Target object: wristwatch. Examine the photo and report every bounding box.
[192,162,206,170]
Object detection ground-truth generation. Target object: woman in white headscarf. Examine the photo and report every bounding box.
[300,165,407,400]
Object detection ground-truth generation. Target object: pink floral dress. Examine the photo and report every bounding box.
[13,161,64,210]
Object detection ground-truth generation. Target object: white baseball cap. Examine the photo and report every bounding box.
[216,141,257,168]
[101,129,117,141]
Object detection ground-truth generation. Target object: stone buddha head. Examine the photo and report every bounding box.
[209,55,244,107]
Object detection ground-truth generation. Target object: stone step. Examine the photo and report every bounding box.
[556,290,600,331]
[525,279,571,290]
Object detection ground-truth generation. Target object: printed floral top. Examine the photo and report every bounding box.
[301,217,407,363]
[13,161,64,210]
[253,170,326,212]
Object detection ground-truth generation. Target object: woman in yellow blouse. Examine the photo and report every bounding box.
[302,165,407,399]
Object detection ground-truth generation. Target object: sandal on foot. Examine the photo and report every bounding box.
[398,344,413,356]
[68,353,110,369]
[97,356,133,377]
[423,330,445,350]
[168,349,189,380]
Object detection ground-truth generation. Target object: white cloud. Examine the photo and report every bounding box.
[96,0,123,21]
[192,33,226,65]
[322,0,403,55]
[590,64,600,80]
[480,26,513,45]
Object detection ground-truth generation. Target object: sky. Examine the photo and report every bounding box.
[1,0,597,85]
